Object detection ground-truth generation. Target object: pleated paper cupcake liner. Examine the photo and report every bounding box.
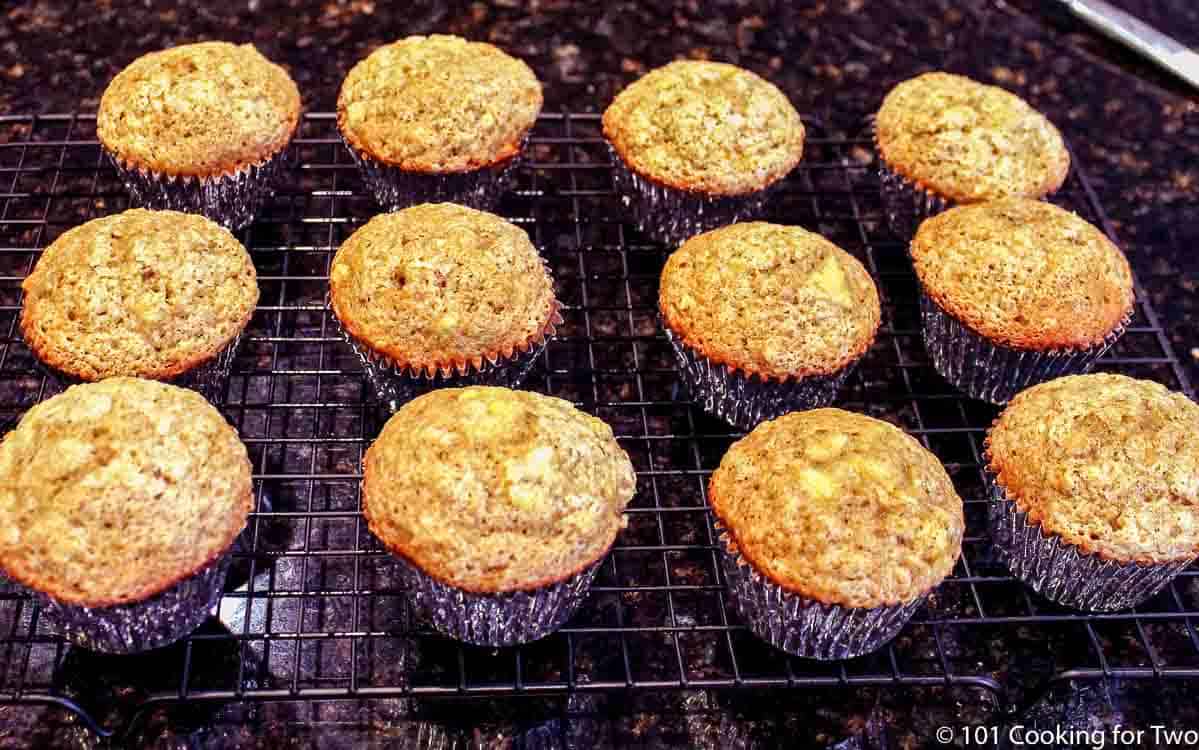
[607,145,774,247]
[27,331,243,405]
[714,520,924,660]
[876,159,953,242]
[105,146,289,231]
[871,119,952,241]
[986,472,1192,612]
[32,554,231,654]
[396,555,601,647]
[341,135,522,212]
[663,325,855,431]
[920,292,1127,405]
[330,297,559,412]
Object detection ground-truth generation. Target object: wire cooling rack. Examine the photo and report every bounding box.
[0,112,1196,736]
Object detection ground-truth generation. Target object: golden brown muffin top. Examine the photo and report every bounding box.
[602,60,804,196]
[337,34,543,172]
[97,42,301,177]
[710,409,964,608]
[912,199,1133,350]
[986,374,1199,564]
[329,204,558,376]
[659,222,880,379]
[20,209,259,382]
[0,378,253,607]
[875,72,1069,203]
[362,386,637,593]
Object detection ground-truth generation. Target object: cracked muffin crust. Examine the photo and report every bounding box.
[602,60,804,196]
[20,209,259,382]
[338,34,542,173]
[985,374,1199,564]
[659,222,880,379]
[362,386,637,593]
[329,203,558,376]
[911,199,1133,350]
[98,41,301,178]
[709,408,964,608]
[0,378,253,607]
[875,72,1068,204]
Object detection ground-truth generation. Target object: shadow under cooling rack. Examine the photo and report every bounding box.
[0,112,1197,735]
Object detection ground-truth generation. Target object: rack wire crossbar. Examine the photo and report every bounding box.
[0,112,1196,734]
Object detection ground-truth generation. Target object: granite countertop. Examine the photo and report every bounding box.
[0,1,1196,747]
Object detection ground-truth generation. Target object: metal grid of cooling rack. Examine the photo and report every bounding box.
[0,112,1197,735]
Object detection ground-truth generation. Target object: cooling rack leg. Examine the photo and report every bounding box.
[0,695,114,739]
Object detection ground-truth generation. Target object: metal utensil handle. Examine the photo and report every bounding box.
[1060,0,1199,89]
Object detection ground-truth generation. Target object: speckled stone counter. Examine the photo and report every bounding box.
[0,1,1196,747]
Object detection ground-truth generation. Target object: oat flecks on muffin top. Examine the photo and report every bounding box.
[20,209,259,382]
[362,386,637,593]
[338,34,543,172]
[603,60,805,196]
[659,222,880,380]
[97,42,301,178]
[0,378,253,607]
[875,72,1069,204]
[911,199,1133,350]
[986,374,1199,565]
[329,203,558,375]
[710,408,964,608]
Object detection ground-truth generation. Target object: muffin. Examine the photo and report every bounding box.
[874,72,1069,238]
[329,203,560,410]
[985,374,1199,611]
[603,60,804,245]
[0,378,253,652]
[710,408,964,659]
[363,386,636,645]
[912,199,1133,404]
[659,222,880,430]
[21,209,259,403]
[98,42,301,229]
[338,34,542,211]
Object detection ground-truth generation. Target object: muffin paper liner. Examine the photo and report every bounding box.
[27,331,243,405]
[105,145,289,231]
[32,555,231,654]
[985,472,1192,612]
[714,520,924,660]
[876,158,952,242]
[607,145,774,247]
[341,135,523,212]
[920,292,1127,405]
[871,120,952,241]
[330,297,559,412]
[396,555,602,647]
[663,325,855,431]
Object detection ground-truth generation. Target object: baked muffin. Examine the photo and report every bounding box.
[603,60,804,245]
[21,209,259,402]
[874,72,1069,238]
[363,386,636,645]
[0,378,252,652]
[912,199,1133,404]
[329,203,559,410]
[98,42,301,229]
[338,34,542,210]
[659,222,880,429]
[985,374,1199,611]
[710,408,963,659]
